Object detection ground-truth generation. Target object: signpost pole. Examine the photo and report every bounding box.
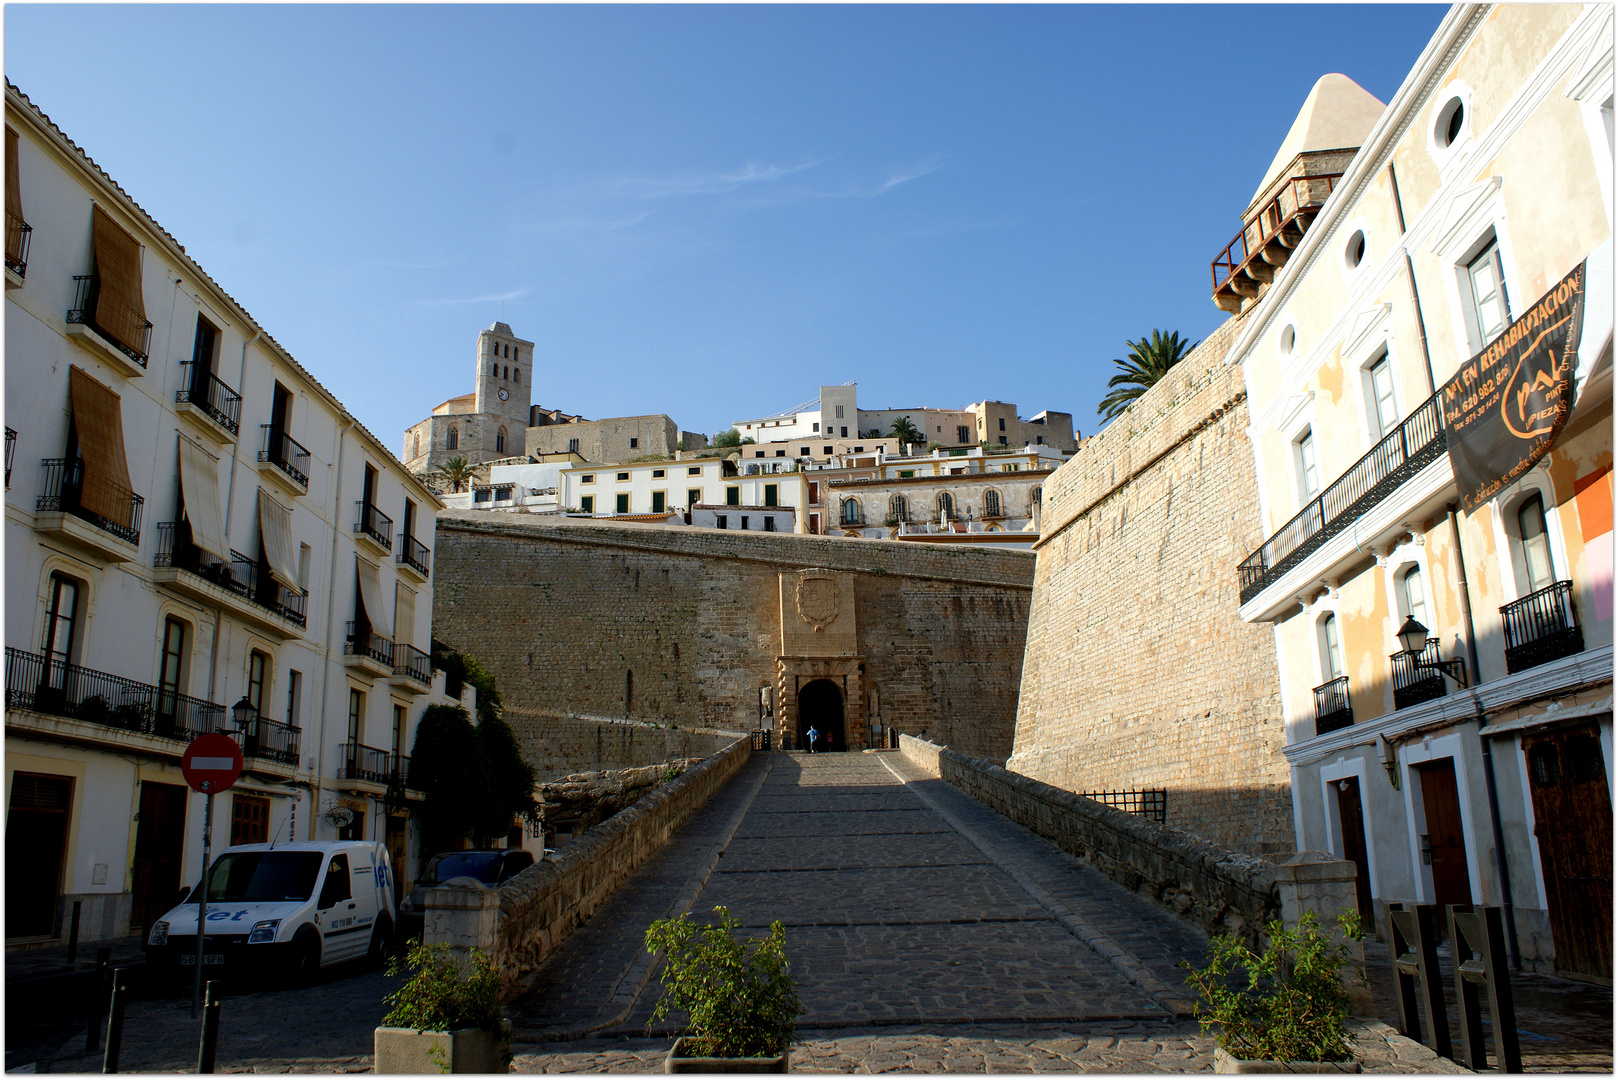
[192,787,214,1019]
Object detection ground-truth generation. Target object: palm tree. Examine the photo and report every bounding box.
[889,417,924,446]
[1096,330,1199,423]
[435,456,477,493]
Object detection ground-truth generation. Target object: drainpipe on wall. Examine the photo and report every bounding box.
[1448,501,1521,968]
[313,420,352,838]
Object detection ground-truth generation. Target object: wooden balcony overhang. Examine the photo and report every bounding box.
[1210,153,1350,314]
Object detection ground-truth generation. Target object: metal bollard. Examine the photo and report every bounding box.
[1450,906,1522,1072]
[67,900,82,963]
[197,980,221,1073]
[85,947,111,1054]
[102,968,128,1074]
[1387,903,1450,1059]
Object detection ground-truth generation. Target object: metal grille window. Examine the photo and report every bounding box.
[889,494,908,522]
[984,489,1001,517]
[1466,240,1511,345]
[1368,355,1398,438]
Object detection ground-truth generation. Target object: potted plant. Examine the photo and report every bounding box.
[645,905,802,1073]
[374,941,511,1074]
[1182,911,1367,1074]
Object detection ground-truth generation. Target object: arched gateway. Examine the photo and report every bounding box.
[796,679,846,752]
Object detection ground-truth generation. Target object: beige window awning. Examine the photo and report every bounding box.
[6,126,24,266]
[90,205,147,356]
[68,366,135,529]
[394,584,415,648]
[177,436,228,562]
[355,556,385,628]
[257,489,300,590]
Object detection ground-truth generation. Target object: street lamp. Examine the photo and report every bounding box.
[231,696,257,732]
[1395,617,1468,687]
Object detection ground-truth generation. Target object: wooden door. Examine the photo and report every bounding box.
[1524,723,1613,981]
[1416,759,1473,913]
[6,773,73,938]
[1334,777,1374,919]
[131,782,187,932]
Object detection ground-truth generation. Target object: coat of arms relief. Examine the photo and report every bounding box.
[795,571,840,632]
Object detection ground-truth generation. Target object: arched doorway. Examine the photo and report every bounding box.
[797,679,846,752]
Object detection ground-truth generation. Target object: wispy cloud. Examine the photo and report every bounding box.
[613,158,828,200]
[818,160,945,199]
[421,287,528,306]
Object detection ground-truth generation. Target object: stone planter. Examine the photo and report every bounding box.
[665,1037,790,1073]
[374,1024,508,1074]
[1213,1047,1361,1074]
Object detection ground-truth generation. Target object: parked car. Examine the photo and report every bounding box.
[396,848,536,942]
[145,840,395,982]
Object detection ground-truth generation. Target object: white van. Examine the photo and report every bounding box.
[146,840,396,980]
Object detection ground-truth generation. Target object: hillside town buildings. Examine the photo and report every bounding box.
[3,83,461,944]
[1231,4,1612,977]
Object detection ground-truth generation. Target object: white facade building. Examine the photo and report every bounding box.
[4,84,456,944]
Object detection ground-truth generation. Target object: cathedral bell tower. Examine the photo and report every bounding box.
[474,322,535,454]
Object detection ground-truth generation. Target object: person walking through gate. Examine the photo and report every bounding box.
[806,725,819,753]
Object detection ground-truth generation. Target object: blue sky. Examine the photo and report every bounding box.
[6,4,1447,448]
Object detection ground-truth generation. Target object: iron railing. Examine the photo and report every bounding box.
[67,275,152,367]
[1501,581,1583,674]
[5,646,225,742]
[1239,392,1447,604]
[337,742,393,784]
[396,534,430,578]
[1081,789,1168,823]
[1313,676,1354,737]
[6,213,31,278]
[392,643,432,687]
[1391,639,1448,711]
[258,426,310,492]
[355,502,393,552]
[176,362,242,435]
[241,716,300,766]
[1212,173,1342,291]
[344,622,393,666]
[152,523,306,627]
[37,457,143,545]
[5,427,15,487]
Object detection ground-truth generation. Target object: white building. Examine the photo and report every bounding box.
[4,83,458,944]
[560,457,807,533]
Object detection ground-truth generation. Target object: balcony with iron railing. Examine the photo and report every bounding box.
[153,523,307,630]
[1211,168,1343,314]
[36,457,143,551]
[354,502,393,554]
[6,212,32,282]
[175,361,242,439]
[344,621,394,673]
[66,275,152,369]
[6,645,225,744]
[1313,676,1354,737]
[258,426,310,494]
[1501,581,1584,674]
[1239,392,1447,606]
[1391,639,1448,711]
[391,643,433,692]
[337,742,394,785]
[396,533,431,581]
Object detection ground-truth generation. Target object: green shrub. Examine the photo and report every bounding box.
[1182,911,1366,1063]
[383,942,508,1062]
[645,906,802,1058]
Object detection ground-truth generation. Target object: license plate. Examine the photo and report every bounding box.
[179,954,224,965]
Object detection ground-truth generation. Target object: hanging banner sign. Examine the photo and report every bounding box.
[1440,260,1585,513]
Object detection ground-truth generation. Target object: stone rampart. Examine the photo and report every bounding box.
[1009,314,1293,856]
[422,735,752,995]
[901,734,1281,941]
[506,711,740,778]
[434,512,1033,762]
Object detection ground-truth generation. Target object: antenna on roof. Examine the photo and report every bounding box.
[268,814,286,849]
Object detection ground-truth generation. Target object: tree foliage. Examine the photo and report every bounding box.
[712,428,743,448]
[433,456,478,493]
[888,417,924,445]
[1096,330,1199,423]
[407,704,481,853]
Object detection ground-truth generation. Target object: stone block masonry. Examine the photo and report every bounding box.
[1009,313,1294,857]
[432,511,1035,763]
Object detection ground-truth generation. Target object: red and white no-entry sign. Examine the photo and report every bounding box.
[181,733,243,794]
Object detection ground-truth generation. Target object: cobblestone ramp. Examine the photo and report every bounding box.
[506,752,1213,1041]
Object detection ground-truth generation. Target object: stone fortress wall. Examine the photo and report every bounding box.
[432,511,1036,766]
[1008,312,1295,858]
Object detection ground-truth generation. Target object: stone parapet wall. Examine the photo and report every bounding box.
[901,735,1281,942]
[1009,314,1293,856]
[423,735,752,995]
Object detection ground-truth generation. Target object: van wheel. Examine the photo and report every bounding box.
[289,931,321,986]
[367,919,393,969]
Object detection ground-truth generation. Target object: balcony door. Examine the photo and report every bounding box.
[1523,723,1613,981]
